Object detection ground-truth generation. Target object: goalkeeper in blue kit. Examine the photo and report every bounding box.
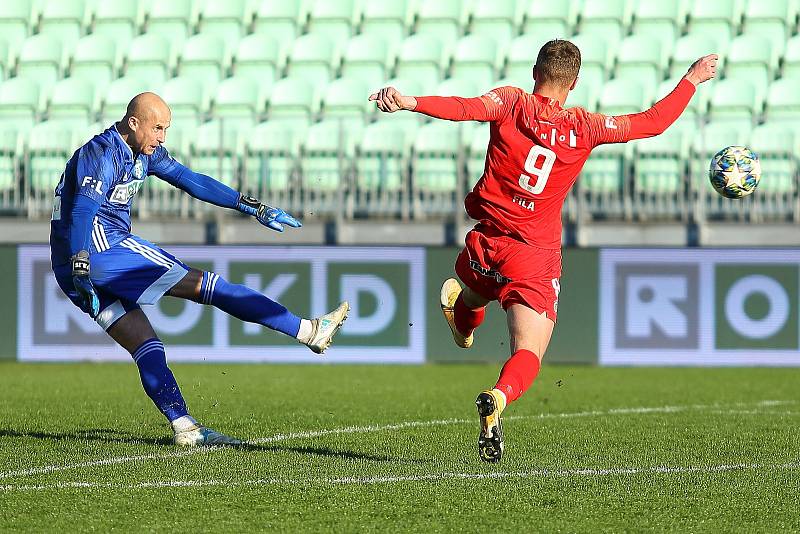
[50,92,349,446]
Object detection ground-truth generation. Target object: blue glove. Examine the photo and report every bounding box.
[237,195,302,233]
[72,250,100,318]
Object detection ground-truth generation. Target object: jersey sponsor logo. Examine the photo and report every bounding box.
[604,116,617,129]
[513,195,535,211]
[81,176,103,195]
[484,91,503,106]
[109,179,144,204]
[469,260,512,285]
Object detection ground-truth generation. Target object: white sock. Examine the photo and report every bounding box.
[296,319,313,343]
[491,388,507,411]
[170,415,198,433]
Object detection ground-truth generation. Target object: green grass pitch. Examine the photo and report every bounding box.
[1,362,798,532]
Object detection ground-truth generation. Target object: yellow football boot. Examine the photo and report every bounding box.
[439,278,473,348]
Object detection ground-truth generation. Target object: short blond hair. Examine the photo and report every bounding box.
[535,39,581,87]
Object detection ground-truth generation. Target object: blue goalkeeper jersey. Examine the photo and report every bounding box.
[50,124,193,266]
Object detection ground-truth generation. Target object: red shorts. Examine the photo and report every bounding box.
[455,226,562,322]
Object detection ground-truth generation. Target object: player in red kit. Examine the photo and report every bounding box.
[370,40,717,462]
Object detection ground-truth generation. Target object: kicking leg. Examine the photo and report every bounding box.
[168,268,349,354]
[476,305,554,463]
[440,279,489,348]
[107,309,241,446]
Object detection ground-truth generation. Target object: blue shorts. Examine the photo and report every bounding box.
[53,235,190,330]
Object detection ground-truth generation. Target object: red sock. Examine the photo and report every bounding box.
[494,349,541,403]
[454,293,485,336]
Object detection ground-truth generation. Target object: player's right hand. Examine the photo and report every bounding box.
[368,87,415,112]
[71,250,100,318]
[684,54,718,86]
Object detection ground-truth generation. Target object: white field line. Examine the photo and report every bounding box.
[2,461,799,492]
[0,400,793,482]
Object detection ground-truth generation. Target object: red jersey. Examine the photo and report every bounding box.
[414,79,696,249]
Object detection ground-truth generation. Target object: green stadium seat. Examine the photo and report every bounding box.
[162,76,210,129]
[724,34,774,101]
[359,0,410,51]
[469,0,522,51]
[340,34,391,90]
[741,0,795,55]
[16,35,63,101]
[243,120,302,197]
[306,0,356,47]
[70,34,117,95]
[252,0,302,56]
[436,77,480,98]
[631,1,686,52]
[522,0,577,39]
[578,143,629,219]
[268,77,318,124]
[47,77,94,123]
[233,33,282,87]
[764,78,800,122]
[614,34,664,97]
[449,35,499,89]
[781,35,800,79]
[578,0,634,52]
[687,0,741,46]
[748,122,796,195]
[101,76,152,122]
[670,34,719,78]
[145,0,197,54]
[321,77,369,130]
[0,0,32,62]
[598,79,647,116]
[197,0,249,55]
[655,76,711,118]
[570,33,611,88]
[353,121,408,218]
[413,0,466,51]
[708,78,759,122]
[189,119,242,188]
[27,121,77,196]
[285,33,338,87]
[178,34,229,90]
[300,119,350,215]
[91,1,140,56]
[504,35,550,88]
[0,126,19,199]
[394,34,444,89]
[412,121,462,218]
[466,123,490,187]
[211,76,263,129]
[634,129,688,199]
[566,82,597,111]
[125,34,173,87]
[38,0,87,51]
[0,78,40,134]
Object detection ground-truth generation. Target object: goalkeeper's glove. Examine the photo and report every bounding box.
[237,194,302,233]
[71,250,100,318]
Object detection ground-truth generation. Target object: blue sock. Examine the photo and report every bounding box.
[132,338,189,422]
[200,272,301,337]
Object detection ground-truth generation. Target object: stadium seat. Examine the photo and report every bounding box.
[70,34,117,95]
[436,78,480,98]
[359,0,410,52]
[669,34,719,78]
[0,0,33,62]
[708,78,759,122]
[741,0,795,55]
[570,33,611,89]
[320,77,370,131]
[243,120,302,200]
[145,0,197,54]
[748,122,796,197]
[411,121,462,218]
[449,35,499,89]
[27,121,79,199]
[504,35,549,88]
[47,77,94,123]
[522,0,577,39]
[598,79,647,116]
[189,119,242,189]
[687,0,741,46]
[353,121,409,218]
[233,33,282,87]
[466,123,490,187]
[0,126,20,201]
[631,1,686,52]
[300,119,350,216]
[394,34,444,90]
[177,34,229,90]
[0,78,39,134]
[91,1,140,56]
[782,35,800,79]
[633,129,689,217]
[211,76,264,129]
[124,34,173,88]
[413,0,466,51]
[655,76,711,118]
[578,0,633,52]
[340,34,391,90]
[161,76,210,129]
[252,0,303,56]
[306,0,356,47]
[724,34,774,101]
[566,82,598,112]
[197,0,249,55]
[101,76,152,122]
[614,34,664,98]
[285,33,338,87]
[369,77,425,143]
[16,35,64,102]
[578,142,630,220]
[764,78,800,122]
[469,0,522,51]
[37,0,87,51]
[267,77,318,124]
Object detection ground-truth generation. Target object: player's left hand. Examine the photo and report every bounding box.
[71,251,100,318]
[256,205,302,232]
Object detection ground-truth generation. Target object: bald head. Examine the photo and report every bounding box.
[119,92,171,155]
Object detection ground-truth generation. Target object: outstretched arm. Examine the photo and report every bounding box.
[149,147,301,232]
[590,54,718,145]
[368,86,519,122]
